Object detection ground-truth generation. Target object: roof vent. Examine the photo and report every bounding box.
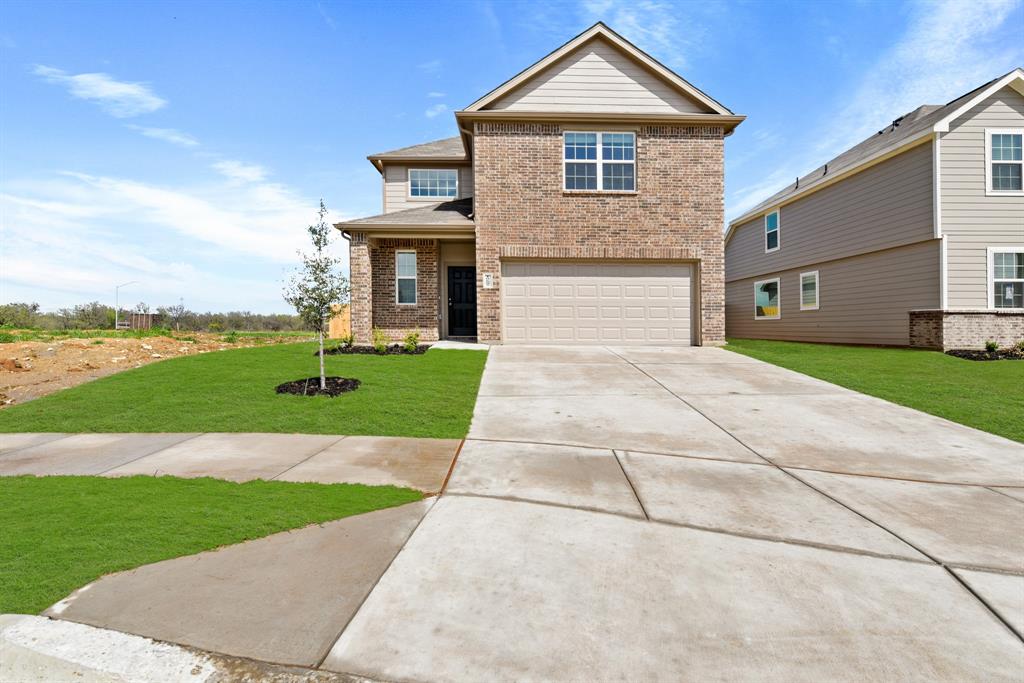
[795,176,800,188]
[823,163,828,175]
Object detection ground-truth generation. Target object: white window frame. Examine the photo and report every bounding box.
[764,210,780,253]
[395,250,417,305]
[408,168,459,200]
[984,128,1024,196]
[753,277,781,320]
[799,270,819,310]
[987,246,1024,310]
[562,131,637,193]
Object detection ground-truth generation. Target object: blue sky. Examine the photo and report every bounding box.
[2,0,1022,313]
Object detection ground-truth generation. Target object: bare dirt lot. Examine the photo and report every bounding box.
[0,333,311,407]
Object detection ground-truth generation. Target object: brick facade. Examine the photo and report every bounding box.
[472,122,726,345]
[349,235,440,343]
[909,309,1024,350]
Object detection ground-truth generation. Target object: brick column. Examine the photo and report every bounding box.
[349,232,373,344]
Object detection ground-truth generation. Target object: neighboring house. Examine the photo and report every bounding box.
[336,23,743,345]
[725,69,1024,351]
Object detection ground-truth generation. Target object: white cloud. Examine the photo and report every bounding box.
[33,65,166,118]
[822,0,1024,158]
[424,103,448,119]
[417,59,443,74]
[127,125,199,148]
[578,0,704,69]
[212,160,268,183]
[427,91,446,98]
[1,171,351,312]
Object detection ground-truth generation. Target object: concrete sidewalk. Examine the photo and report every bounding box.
[0,432,460,492]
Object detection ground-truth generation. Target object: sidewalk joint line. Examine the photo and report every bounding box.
[269,435,348,481]
[944,566,1024,643]
[95,432,206,476]
[438,439,465,495]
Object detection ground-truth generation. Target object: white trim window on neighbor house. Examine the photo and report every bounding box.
[754,277,780,320]
[989,247,1024,309]
[986,129,1023,195]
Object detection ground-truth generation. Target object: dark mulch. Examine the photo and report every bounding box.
[275,377,361,397]
[946,349,1024,362]
[317,345,429,356]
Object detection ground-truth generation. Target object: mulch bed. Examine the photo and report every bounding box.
[945,349,1024,361]
[275,377,361,397]
[317,345,429,356]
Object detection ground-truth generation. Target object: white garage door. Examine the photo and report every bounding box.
[501,261,694,345]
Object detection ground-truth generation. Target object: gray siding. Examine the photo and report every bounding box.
[726,141,935,283]
[940,85,1024,308]
[489,38,707,114]
[383,164,474,213]
[726,240,941,346]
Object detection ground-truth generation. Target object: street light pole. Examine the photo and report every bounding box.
[114,281,139,330]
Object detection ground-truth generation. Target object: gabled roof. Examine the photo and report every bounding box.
[726,67,1024,239]
[336,197,473,229]
[459,22,735,119]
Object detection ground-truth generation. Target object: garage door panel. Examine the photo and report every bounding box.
[501,262,693,346]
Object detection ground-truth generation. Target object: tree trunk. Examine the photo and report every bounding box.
[319,330,326,389]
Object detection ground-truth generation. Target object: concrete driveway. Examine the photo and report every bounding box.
[22,345,1024,681]
[325,345,1024,681]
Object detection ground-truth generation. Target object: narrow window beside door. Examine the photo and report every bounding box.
[396,250,417,304]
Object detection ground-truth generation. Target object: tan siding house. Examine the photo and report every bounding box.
[338,23,743,345]
[725,70,1024,350]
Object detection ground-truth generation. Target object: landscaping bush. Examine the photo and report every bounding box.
[403,330,420,353]
[985,340,999,352]
[372,327,389,354]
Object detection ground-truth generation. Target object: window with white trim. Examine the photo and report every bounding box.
[986,130,1023,194]
[563,132,635,191]
[991,248,1023,309]
[396,250,417,304]
[754,278,780,319]
[800,271,819,310]
[409,169,458,198]
[764,211,780,252]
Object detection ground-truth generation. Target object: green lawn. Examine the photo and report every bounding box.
[0,344,487,437]
[0,475,421,614]
[725,338,1024,443]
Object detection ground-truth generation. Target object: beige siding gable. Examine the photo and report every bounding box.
[383,164,474,213]
[487,38,710,114]
[940,84,1024,308]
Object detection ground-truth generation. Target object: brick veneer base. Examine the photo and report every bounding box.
[909,309,1024,350]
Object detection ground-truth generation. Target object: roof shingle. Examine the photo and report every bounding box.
[368,137,466,160]
[337,197,473,227]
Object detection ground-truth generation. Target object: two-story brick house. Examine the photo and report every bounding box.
[337,23,743,346]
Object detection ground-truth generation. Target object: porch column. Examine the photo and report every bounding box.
[349,232,373,344]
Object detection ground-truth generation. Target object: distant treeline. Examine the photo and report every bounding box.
[0,301,308,332]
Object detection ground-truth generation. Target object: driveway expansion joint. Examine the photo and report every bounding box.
[95,432,205,476]
[270,435,349,481]
[612,449,649,520]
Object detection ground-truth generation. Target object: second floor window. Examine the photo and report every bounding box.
[988,130,1022,194]
[764,211,780,252]
[564,132,635,192]
[410,169,458,198]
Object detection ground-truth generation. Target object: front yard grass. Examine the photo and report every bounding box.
[0,344,487,437]
[0,475,421,614]
[725,338,1024,443]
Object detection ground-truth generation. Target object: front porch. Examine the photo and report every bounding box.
[347,234,478,344]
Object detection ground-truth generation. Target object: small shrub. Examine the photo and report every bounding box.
[371,328,389,354]
[403,330,420,353]
[208,321,223,332]
[1016,339,1024,353]
[0,332,15,344]
[91,339,104,345]
[336,333,354,349]
[984,340,999,353]
[222,331,239,344]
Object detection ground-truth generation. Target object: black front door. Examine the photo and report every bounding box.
[447,266,477,337]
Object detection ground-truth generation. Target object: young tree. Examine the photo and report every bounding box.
[283,199,349,389]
